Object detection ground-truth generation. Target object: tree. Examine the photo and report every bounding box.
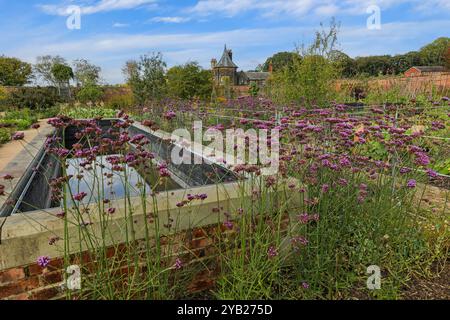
[76,83,103,104]
[354,55,393,76]
[390,51,423,74]
[262,52,301,72]
[0,86,7,103]
[123,52,167,104]
[0,56,32,86]
[270,19,340,106]
[329,50,356,78]
[445,46,450,70]
[167,62,212,100]
[73,59,101,87]
[34,55,66,86]
[51,63,73,96]
[419,37,450,66]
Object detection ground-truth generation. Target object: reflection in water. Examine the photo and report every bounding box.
[65,155,176,205]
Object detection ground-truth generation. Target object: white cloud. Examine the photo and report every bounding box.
[189,0,314,17]
[113,22,130,27]
[189,0,450,17]
[150,16,191,23]
[315,4,339,16]
[39,0,157,16]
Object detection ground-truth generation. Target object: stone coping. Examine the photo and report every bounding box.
[0,121,55,214]
[0,178,300,270]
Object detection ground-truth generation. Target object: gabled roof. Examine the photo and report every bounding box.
[410,66,446,72]
[244,72,270,81]
[216,45,238,68]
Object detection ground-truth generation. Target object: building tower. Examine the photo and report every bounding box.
[212,45,238,85]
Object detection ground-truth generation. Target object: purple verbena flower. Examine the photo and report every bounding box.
[37,256,50,268]
[174,258,183,270]
[12,132,25,140]
[267,246,278,258]
[73,192,87,201]
[407,179,417,188]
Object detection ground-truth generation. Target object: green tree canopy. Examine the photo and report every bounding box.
[34,55,66,86]
[262,52,301,72]
[354,55,393,76]
[167,62,212,100]
[445,47,450,69]
[73,59,101,87]
[270,19,340,106]
[51,63,73,84]
[76,83,103,104]
[0,56,32,86]
[419,37,450,66]
[123,52,167,104]
[329,50,357,78]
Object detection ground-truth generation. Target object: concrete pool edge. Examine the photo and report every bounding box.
[0,178,301,271]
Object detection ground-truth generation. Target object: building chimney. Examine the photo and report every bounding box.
[211,58,217,69]
[228,49,233,61]
[268,61,273,73]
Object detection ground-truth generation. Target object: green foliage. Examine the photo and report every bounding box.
[123,52,167,104]
[61,105,117,119]
[0,56,33,86]
[0,86,7,107]
[73,59,101,86]
[76,83,103,104]
[330,50,357,78]
[166,62,212,100]
[0,109,38,130]
[248,82,259,97]
[445,47,450,70]
[288,37,449,79]
[262,51,301,72]
[270,19,339,106]
[51,63,74,84]
[7,86,61,109]
[0,128,10,144]
[34,55,67,86]
[354,55,394,76]
[419,37,450,66]
[103,87,135,109]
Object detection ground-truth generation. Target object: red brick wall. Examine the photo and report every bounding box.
[336,73,450,96]
[404,68,420,77]
[0,224,234,300]
[1,213,290,300]
[0,226,218,300]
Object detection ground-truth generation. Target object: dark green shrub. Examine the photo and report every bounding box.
[38,105,61,119]
[0,108,38,130]
[7,86,61,110]
[76,84,103,104]
[0,119,32,130]
[0,127,10,144]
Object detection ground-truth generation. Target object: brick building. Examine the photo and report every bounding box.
[404,66,447,77]
[211,45,271,87]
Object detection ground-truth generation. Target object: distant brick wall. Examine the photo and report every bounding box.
[336,73,450,97]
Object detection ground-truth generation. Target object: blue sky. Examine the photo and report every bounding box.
[0,0,449,84]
